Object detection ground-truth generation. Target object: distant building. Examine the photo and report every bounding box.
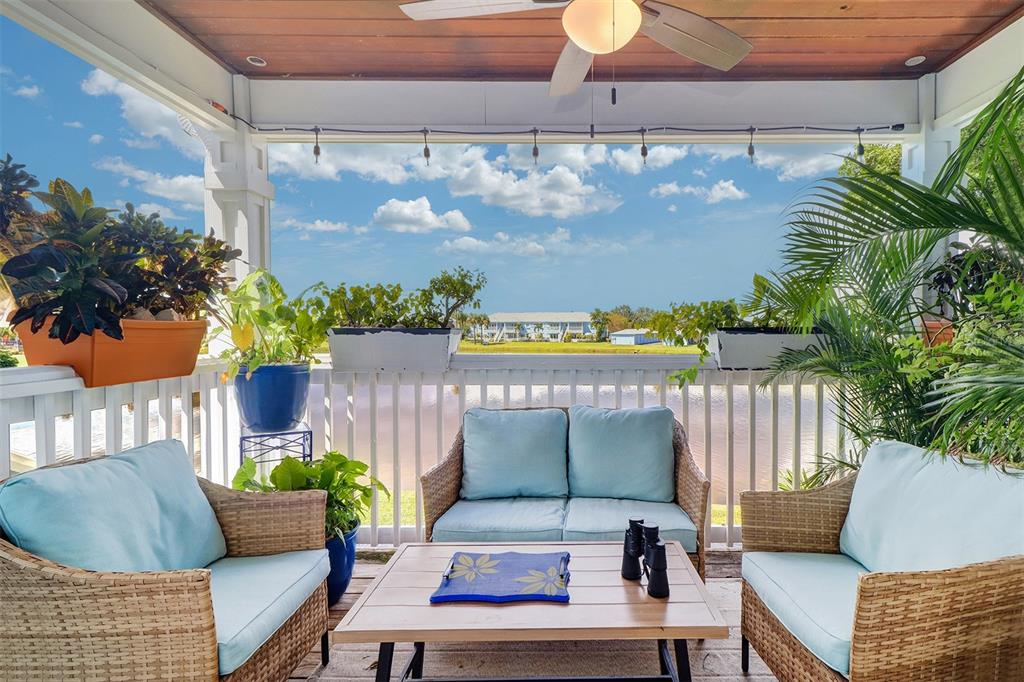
[482,312,592,342]
[609,328,659,346]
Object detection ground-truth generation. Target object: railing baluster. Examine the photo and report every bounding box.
[0,403,10,478]
[323,371,333,451]
[771,379,779,491]
[524,370,532,406]
[547,370,555,407]
[72,389,91,459]
[792,378,803,490]
[591,374,599,407]
[569,369,577,405]
[458,369,467,414]
[133,383,147,447]
[200,372,213,479]
[392,373,401,547]
[435,380,444,465]
[308,376,326,456]
[369,372,379,546]
[502,370,511,407]
[815,378,824,465]
[105,386,122,454]
[214,377,229,484]
[329,372,344,454]
[659,371,667,408]
[347,374,357,458]
[414,372,424,540]
[181,375,195,473]
[636,370,644,408]
[480,374,488,409]
[836,382,847,460]
[748,372,756,491]
[702,372,712,542]
[34,394,56,466]
[614,370,622,409]
[725,372,735,547]
[681,377,690,434]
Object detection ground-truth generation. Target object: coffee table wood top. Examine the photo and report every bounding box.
[332,542,729,644]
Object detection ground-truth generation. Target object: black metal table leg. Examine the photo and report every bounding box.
[657,640,669,676]
[401,642,425,680]
[672,640,691,682]
[321,632,330,667]
[657,640,679,682]
[376,642,396,682]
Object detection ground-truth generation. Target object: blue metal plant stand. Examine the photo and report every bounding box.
[240,422,313,466]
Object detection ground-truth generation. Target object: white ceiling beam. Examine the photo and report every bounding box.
[1,0,235,131]
[249,79,919,144]
[934,14,1024,129]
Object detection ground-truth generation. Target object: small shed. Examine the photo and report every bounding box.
[609,329,658,346]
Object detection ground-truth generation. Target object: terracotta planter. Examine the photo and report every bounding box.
[15,317,207,388]
[922,317,955,347]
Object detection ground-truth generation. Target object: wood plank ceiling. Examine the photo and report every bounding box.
[139,0,1024,81]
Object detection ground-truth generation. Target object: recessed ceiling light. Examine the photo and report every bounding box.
[246,55,268,67]
[905,55,926,67]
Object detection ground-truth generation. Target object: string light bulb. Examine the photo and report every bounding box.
[312,126,321,164]
[422,128,431,166]
[856,127,865,160]
[747,127,756,165]
[640,128,648,166]
[532,128,540,165]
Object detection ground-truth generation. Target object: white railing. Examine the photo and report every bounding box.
[0,354,845,547]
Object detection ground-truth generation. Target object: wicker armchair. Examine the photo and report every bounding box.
[740,475,1024,681]
[0,458,329,682]
[421,408,710,580]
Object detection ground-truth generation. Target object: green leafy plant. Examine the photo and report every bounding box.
[0,349,17,368]
[232,451,389,539]
[310,267,486,329]
[209,268,330,380]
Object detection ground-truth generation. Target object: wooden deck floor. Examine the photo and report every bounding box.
[289,550,774,681]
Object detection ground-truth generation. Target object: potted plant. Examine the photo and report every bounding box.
[232,451,388,605]
[0,165,239,387]
[210,269,328,432]
[322,266,486,371]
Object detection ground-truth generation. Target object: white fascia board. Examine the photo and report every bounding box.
[934,14,1024,129]
[1,0,234,131]
[249,79,919,144]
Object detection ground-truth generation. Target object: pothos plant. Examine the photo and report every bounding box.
[232,451,389,540]
[208,268,331,380]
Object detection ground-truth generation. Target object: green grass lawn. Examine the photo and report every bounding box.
[365,490,741,528]
[459,340,699,355]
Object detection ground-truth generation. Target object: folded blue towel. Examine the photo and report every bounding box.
[429,551,571,604]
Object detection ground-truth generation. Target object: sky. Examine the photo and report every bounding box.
[1,16,859,312]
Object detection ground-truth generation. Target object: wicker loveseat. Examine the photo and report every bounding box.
[740,440,1024,681]
[0,440,330,681]
[421,405,711,579]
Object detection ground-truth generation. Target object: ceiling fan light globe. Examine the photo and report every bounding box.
[562,0,642,55]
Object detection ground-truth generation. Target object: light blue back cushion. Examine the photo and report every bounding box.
[461,408,568,500]
[568,404,675,502]
[840,440,1024,572]
[0,439,227,572]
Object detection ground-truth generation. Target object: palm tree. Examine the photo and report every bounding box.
[759,64,1024,468]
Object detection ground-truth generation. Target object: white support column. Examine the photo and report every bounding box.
[901,74,960,188]
[204,75,274,277]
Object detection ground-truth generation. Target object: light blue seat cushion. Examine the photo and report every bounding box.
[0,439,226,572]
[567,404,675,502]
[840,440,1024,572]
[742,552,867,675]
[562,497,698,553]
[208,549,330,675]
[461,408,569,500]
[432,497,567,542]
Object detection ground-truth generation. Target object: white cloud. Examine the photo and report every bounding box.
[440,226,625,259]
[94,157,203,210]
[281,217,350,233]
[692,168,707,178]
[610,145,689,175]
[694,144,844,181]
[81,69,203,160]
[371,196,471,234]
[503,144,609,172]
[270,143,621,219]
[134,202,184,220]
[63,121,84,128]
[122,136,161,150]
[13,85,41,99]
[667,204,677,213]
[88,134,104,145]
[650,179,748,204]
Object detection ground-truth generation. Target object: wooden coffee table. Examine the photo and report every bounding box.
[333,541,728,682]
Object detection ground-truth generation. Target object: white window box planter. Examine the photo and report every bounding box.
[709,327,821,370]
[327,328,462,371]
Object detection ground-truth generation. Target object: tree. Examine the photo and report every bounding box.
[837,144,901,178]
[649,300,742,353]
[413,266,487,328]
[590,308,610,341]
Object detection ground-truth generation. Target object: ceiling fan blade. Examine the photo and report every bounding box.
[549,40,594,97]
[399,0,568,20]
[639,1,752,71]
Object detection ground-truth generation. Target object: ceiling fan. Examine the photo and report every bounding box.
[398,0,752,97]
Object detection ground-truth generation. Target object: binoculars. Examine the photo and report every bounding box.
[621,517,670,598]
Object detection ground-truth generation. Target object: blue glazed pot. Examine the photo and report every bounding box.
[234,364,310,432]
[326,524,359,606]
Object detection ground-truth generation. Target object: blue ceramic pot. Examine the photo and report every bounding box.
[326,524,359,606]
[234,364,310,432]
